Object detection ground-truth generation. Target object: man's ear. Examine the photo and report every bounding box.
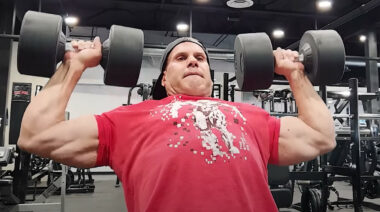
[161,71,167,87]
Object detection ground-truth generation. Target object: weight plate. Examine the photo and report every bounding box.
[301,188,321,212]
[299,30,345,85]
[102,25,144,87]
[17,11,63,78]
[234,33,274,91]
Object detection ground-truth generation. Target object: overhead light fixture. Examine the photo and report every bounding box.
[317,0,332,12]
[272,29,285,39]
[226,0,254,9]
[176,23,189,32]
[359,35,367,42]
[196,0,210,3]
[64,16,79,27]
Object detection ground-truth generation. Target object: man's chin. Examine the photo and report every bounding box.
[180,87,211,97]
[183,74,203,80]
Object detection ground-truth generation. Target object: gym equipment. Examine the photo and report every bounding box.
[17,11,144,87]
[29,155,50,175]
[301,188,321,212]
[9,83,32,204]
[299,30,345,85]
[0,147,14,166]
[364,178,380,199]
[268,164,293,209]
[234,30,345,91]
[234,33,274,90]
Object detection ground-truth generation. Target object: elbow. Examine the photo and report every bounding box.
[17,124,38,153]
[320,137,336,155]
[320,126,336,154]
[17,136,32,152]
[17,131,37,153]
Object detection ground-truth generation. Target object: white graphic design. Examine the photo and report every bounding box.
[151,96,250,164]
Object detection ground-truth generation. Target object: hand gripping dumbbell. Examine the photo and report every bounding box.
[17,11,144,87]
[234,30,346,91]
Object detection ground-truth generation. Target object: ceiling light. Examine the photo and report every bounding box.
[272,29,285,39]
[64,16,79,27]
[196,0,210,3]
[359,35,366,42]
[226,0,254,9]
[176,23,189,32]
[317,0,332,12]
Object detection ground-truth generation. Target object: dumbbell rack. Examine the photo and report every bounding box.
[325,78,380,212]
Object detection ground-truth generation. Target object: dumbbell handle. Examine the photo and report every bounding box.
[296,54,305,63]
[65,43,75,52]
[65,42,99,52]
[277,52,305,63]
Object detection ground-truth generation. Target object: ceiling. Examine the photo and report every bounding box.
[14,0,380,86]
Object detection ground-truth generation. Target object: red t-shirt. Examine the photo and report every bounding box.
[95,95,280,212]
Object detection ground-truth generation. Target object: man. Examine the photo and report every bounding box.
[18,36,336,212]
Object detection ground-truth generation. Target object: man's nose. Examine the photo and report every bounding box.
[188,56,198,67]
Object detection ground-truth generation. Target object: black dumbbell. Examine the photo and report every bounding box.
[17,11,144,87]
[234,30,346,91]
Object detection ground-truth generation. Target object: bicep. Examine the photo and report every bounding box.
[277,117,326,165]
[28,115,99,168]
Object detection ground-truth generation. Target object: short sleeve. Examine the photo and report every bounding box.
[267,116,280,164]
[94,113,113,167]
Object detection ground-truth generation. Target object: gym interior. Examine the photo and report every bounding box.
[1,0,380,211]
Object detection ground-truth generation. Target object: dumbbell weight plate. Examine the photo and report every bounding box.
[18,11,65,78]
[299,30,345,85]
[101,25,144,87]
[234,33,274,91]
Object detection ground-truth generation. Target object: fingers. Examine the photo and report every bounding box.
[93,36,102,50]
[78,40,93,50]
[273,48,283,63]
[274,48,299,61]
[71,40,79,51]
[70,37,101,51]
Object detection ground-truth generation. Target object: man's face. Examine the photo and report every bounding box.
[161,42,213,97]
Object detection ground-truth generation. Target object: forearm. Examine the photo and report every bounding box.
[287,71,335,140]
[19,60,85,143]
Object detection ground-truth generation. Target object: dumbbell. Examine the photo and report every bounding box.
[17,11,144,87]
[234,30,346,91]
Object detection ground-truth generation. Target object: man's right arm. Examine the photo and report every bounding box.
[18,38,102,168]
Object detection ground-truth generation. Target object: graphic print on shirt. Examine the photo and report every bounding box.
[150,97,250,164]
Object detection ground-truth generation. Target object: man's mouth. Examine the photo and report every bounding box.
[184,71,203,78]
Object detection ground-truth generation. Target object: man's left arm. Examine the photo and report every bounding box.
[273,49,336,165]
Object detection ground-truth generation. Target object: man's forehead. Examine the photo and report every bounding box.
[169,42,206,56]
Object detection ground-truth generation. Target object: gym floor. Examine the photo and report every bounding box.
[45,175,380,212]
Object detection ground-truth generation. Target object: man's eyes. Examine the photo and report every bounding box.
[176,56,205,61]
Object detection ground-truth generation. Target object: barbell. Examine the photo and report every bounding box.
[234,30,346,91]
[17,11,144,87]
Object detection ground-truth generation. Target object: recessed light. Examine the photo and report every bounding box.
[226,0,254,9]
[177,23,189,32]
[272,29,285,39]
[196,0,210,3]
[359,35,367,42]
[317,0,332,12]
[64,16,79,27]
